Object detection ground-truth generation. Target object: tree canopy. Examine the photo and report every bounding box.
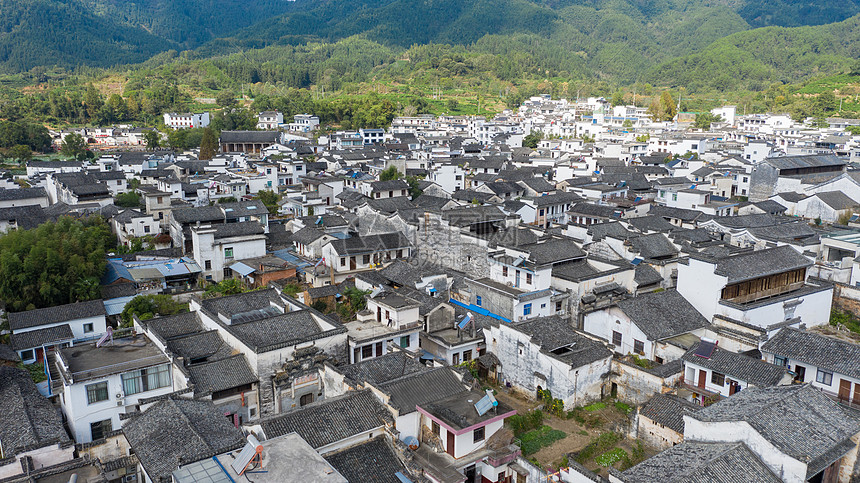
[120,294,186,327]
[0,216,114,311]
[379,166,401,181]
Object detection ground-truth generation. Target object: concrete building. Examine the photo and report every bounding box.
[487,315,612,408]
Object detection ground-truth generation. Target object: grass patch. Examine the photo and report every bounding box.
[18,362,46,383]
[575,432,620,464]
[518,425,567,456]
[583,402,606,411]
[831,308,860,334]
[614,402,632,415]
[578,430,589,436]
[596,447,628,467]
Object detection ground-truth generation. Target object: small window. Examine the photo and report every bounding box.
[19,349,34,362]
[523,303,532,316]
[502,266,508,277]
[453,352,460,365]
[340,257,346,267]
[612,331,622,347]
[86,382,109,404]
[555,301,562,312]
[473,426,485,443]
[363,254,370,264]
[144,225,150,233]
[224,247,234,258]
[476,296,482,307]
[361,345,374,359]
[432,421,440,436]
[633,339,644,355]
[204,260,212,270]
[463,350,472,361]
[711,372,725,386]
[526,273,532,284]
[90,419,112,441]
[83,323,94,333]
[400,336,410,348]
[774,356,787,367]
[816,369,833,385]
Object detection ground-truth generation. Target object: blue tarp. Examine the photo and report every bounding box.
[448,299,512,323]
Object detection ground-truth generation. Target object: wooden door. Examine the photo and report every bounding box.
[446,430,455,457]
[853,383,860,405]
[839,379,852,401]
[698,369,707,388]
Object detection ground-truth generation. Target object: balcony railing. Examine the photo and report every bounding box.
[722,281,805,304]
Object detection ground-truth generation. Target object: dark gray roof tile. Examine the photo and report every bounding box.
[8,300,105,331]
[615,290,709,340]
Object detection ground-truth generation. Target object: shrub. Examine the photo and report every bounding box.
[18,363,47,383]
[508,409,544,436]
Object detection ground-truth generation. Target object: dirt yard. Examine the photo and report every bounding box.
[493,386,656,474]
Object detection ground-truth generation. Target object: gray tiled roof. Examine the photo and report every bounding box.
[171,205,224,224]
[0,343,20,362]
[200,289,284,318]
[187,355,257,396]
[634,264,663,287]
[165,330,227,361]
[629,233,678,259]
[763,154,845,170]
[760,327,860,379]
[8,300,106,331]
[338,352,431,386]
[0,366,70,457]
[813,190,858,210]
[616,290,709,341]
[380,368,467,414]
[9,324,74,350]
[689,384,860,476]
[370,179,409,192]
[639,393,702,434]
[291,225,327,246]
[520,238,586,266]
[682,343,788,387]
[324,436,406,483]
[512,315,612,367]
[123,398,246,483]
[140,312,204,341]
[712,245,812,284]
[211,222,264,239]
[327,232,410,256]
[619,441,781,483]
[219,130,280,144]
[258,390,391,448]
[0,187,47,201]
[224,310,324,352]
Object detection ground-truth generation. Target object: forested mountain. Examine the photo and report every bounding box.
[0,0,299,72]
[1,0,860,93]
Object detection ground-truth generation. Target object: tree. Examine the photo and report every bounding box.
[115,191,141,208]
[406,176,423,199]
[120,294,186,327]
[257,190,280,214]
[379,166,401,181]
[144,130,161,150]
[199,127,218,160]
[6,145,31,163]
[0,216,113,311]
[523,130,542,149]
[694,112,723,130]
[446,98,459,111]
[60,133,87,159]
[203,279,248,298]
[611,90,625,106]
[216,90,237,109]
[660,91,677,121]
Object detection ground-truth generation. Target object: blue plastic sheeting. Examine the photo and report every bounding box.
[230,262,256,277]
[272,249,313,273]
[103,295,137,316]
[448,299,511,323]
